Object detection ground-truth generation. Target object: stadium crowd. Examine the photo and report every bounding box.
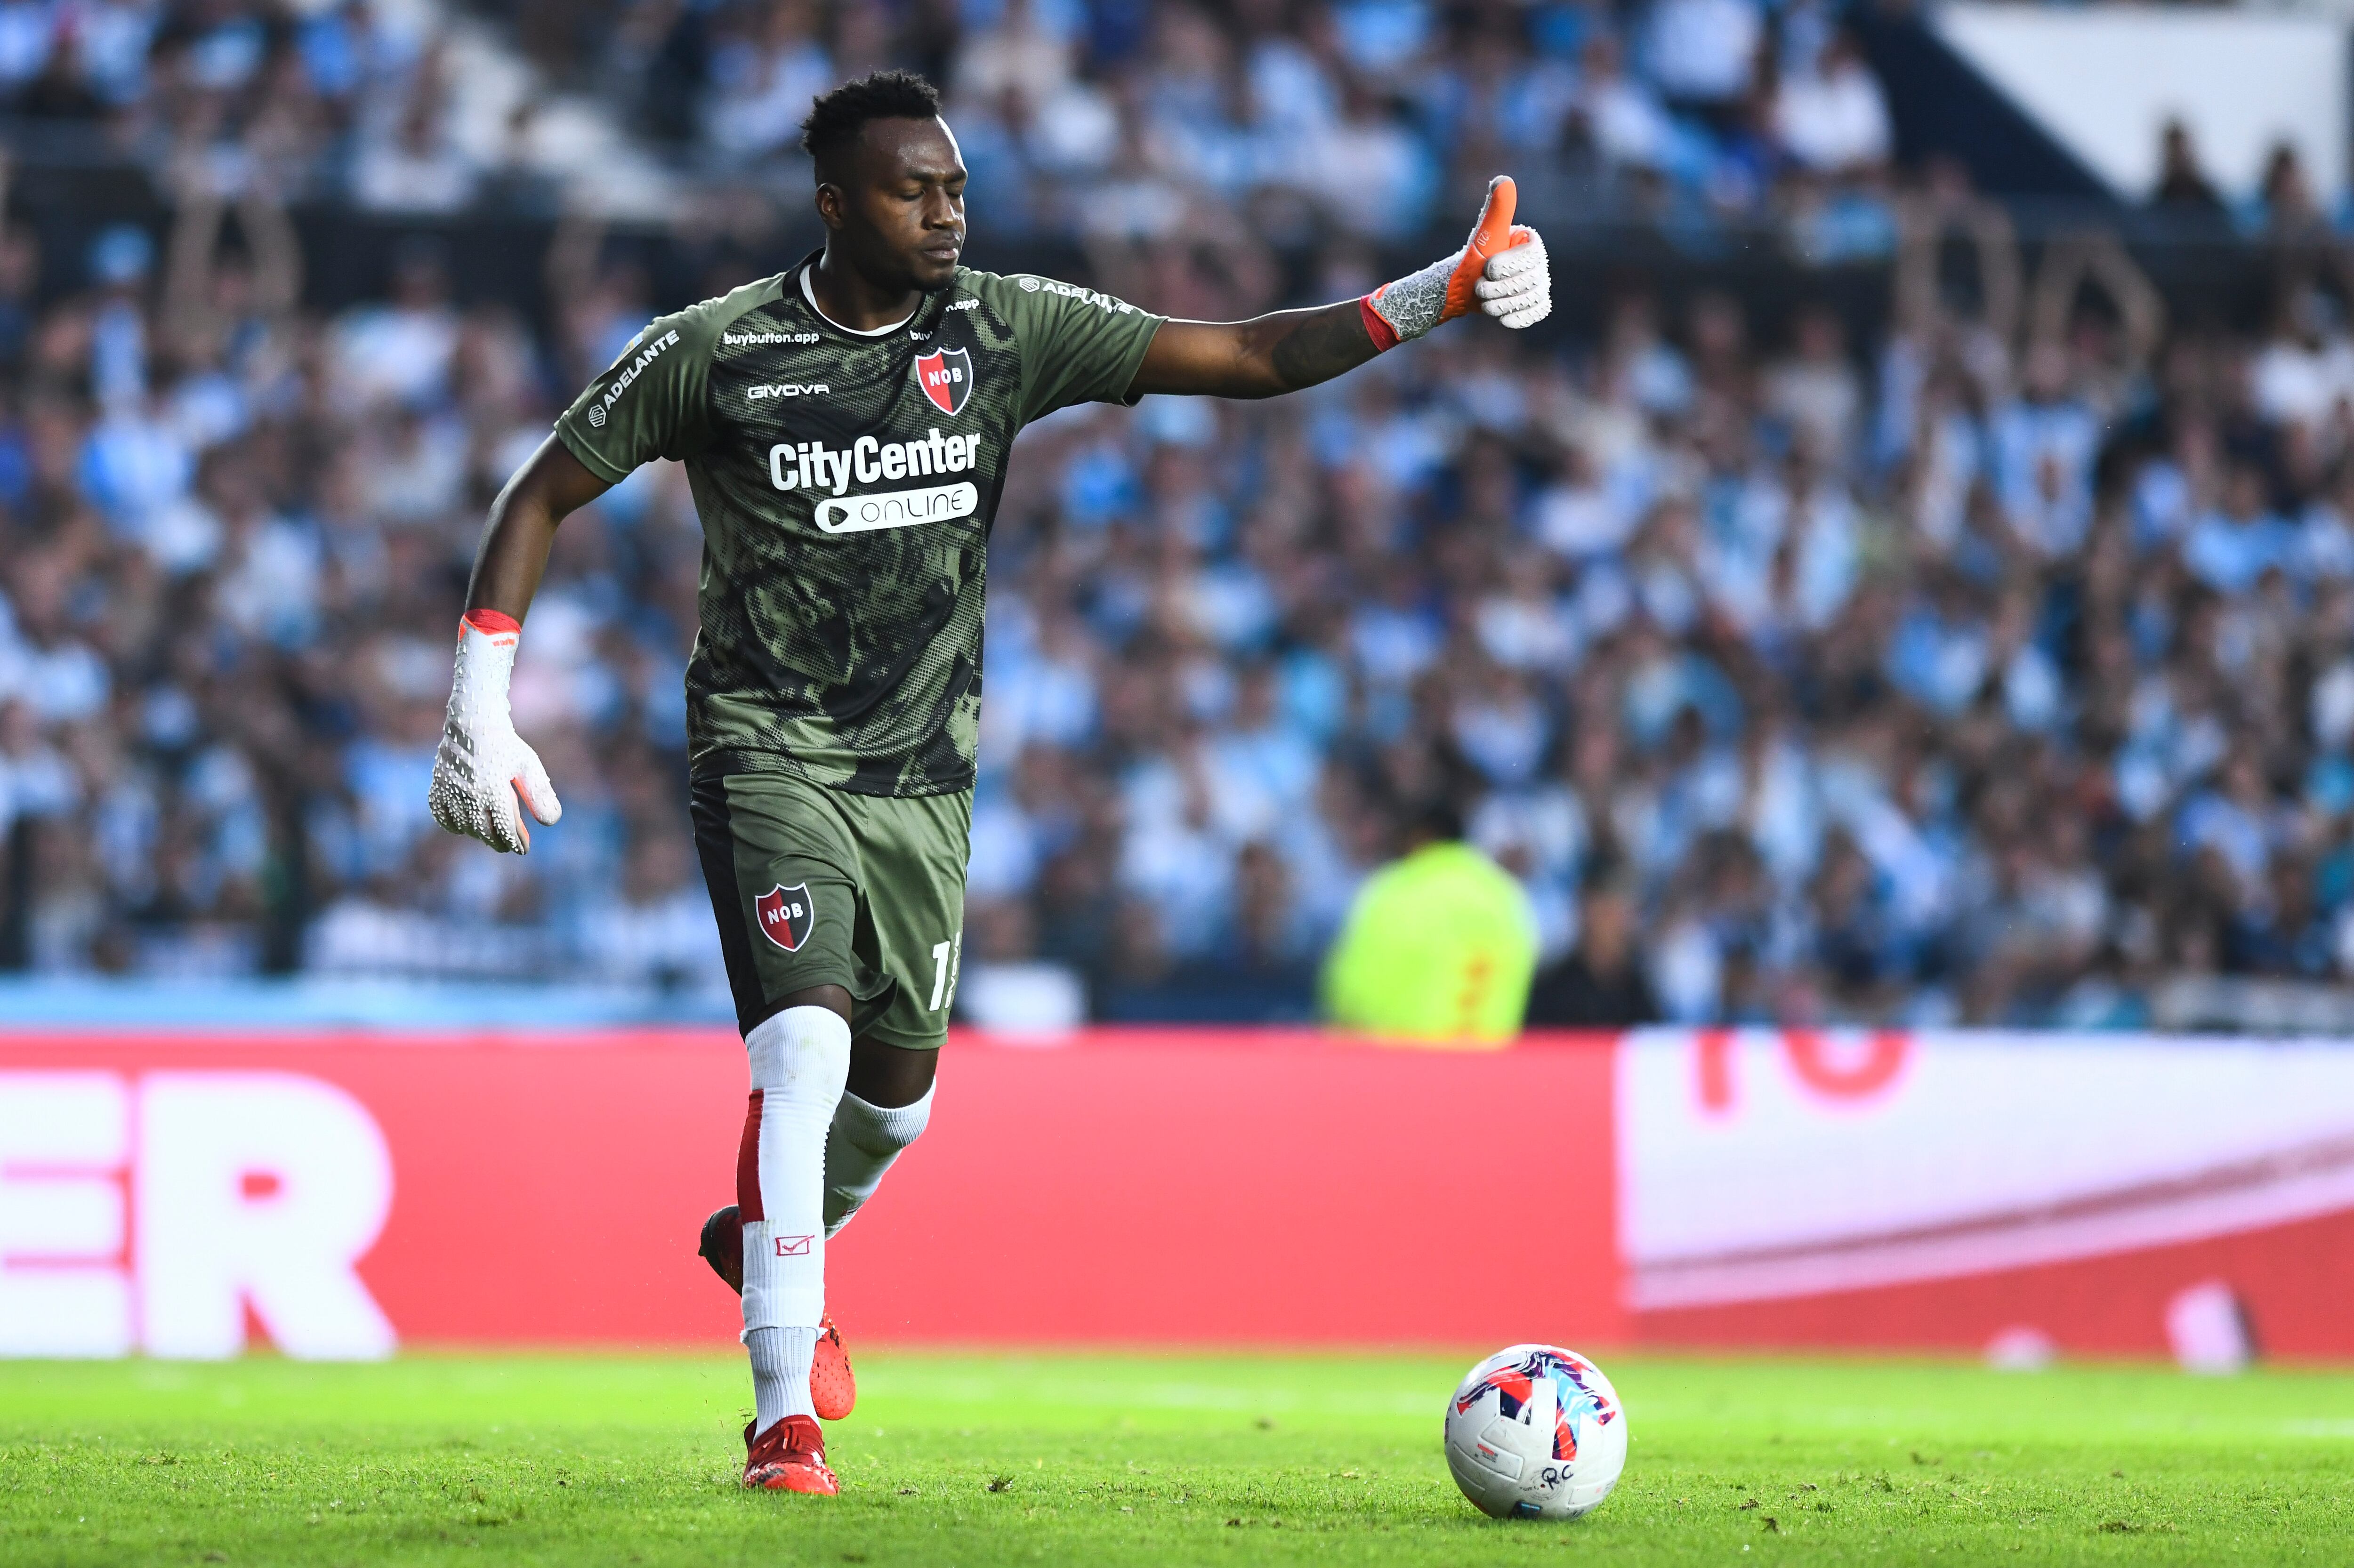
[0,0,1895,226]
[608,0,1895,235]
[9,0,2354,1030]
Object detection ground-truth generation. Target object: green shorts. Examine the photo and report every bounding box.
[690,769,970,1048]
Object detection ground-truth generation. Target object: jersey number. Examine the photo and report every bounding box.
[927,934,962,1012]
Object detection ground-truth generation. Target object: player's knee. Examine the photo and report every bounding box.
[833,1083,932,1156]
[747,1004,853,1094]
[846,1037,937,1106]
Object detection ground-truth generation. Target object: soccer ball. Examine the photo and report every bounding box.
[1443,1344,1628,1520]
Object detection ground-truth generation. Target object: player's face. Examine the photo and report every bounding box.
[821,117,968,294]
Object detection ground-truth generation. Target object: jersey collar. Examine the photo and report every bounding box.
[797,254,916,338]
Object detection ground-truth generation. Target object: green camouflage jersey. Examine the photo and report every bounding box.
[554,254,1164,796]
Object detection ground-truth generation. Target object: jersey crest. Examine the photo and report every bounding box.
[915,347,974,416]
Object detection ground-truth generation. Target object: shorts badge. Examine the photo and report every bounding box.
[915,347,973,416]
[755,883,816,952]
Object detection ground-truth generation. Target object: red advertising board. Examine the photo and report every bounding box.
[4,1026,2350,1359]
[0,1029,1620,1355]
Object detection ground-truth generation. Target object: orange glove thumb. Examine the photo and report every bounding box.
[1443,177,1521,323]
[1362,176,1539,350]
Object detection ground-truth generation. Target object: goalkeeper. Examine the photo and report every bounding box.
[426,70,1552,1495]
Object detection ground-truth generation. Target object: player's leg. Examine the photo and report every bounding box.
[691,771,885,1491]
[822,785,970,1237]
[824,1040,935,1237]
[739,989,849,1443]
[695,1193,858,1423]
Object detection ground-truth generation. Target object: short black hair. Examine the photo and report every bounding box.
[1406,795,1465,845]
[801,70,943,165]
[1581,849,1635,899]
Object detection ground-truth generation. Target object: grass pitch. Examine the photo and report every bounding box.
[2,1352,2350,1566]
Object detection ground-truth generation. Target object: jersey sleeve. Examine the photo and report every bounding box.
[987,273,1166,426]
[553,304,721,484]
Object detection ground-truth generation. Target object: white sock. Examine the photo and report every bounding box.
[737,1005,850,1431]
[823,1084,934,1237]
[748,1325,818,1435]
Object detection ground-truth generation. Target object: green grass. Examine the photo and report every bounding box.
[2,1353,2351,1566]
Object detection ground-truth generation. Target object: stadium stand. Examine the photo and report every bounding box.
[2,1,2353,1033]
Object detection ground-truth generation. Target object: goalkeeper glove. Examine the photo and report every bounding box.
[427,609,563,854]
[1361,175,1551,348]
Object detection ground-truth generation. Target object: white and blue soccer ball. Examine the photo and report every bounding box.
[1443,1344,1628,1520]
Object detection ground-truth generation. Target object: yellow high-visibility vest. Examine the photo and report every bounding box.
[1321,842,1537,1046]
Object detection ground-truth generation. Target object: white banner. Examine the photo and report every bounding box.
[1619,1030,2354,1311]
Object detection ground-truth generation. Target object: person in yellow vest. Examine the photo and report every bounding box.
[1321,800,1538,1045]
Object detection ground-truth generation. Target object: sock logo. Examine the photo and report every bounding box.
[773,1234,814,1257]
[755,884,815,952]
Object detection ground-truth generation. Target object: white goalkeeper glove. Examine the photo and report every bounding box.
[427,610,563,854]
[1361,175,1551,347]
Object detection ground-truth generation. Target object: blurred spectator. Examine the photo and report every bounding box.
[1645,0,1762,121]
[1576,30,1677,177]
[352,42,479,213]
[2151,119,2225,215]
[1772,29,1889,178]
[704,0,836,164]
[1526,859,1661,1028]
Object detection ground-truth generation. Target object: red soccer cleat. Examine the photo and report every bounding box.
[699,1203,744,1293]
[742,1415,837,1494]
[810,1314,856,1422]
[699,1205,858,1421]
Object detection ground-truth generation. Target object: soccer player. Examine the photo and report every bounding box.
[427,70,1552,1495]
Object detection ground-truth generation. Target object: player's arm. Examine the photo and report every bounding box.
[1129,300,1385,401]
[427,438,612,855]
[464,437,612,622]
[1127,177,1551,401]
[431,281,715,855]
